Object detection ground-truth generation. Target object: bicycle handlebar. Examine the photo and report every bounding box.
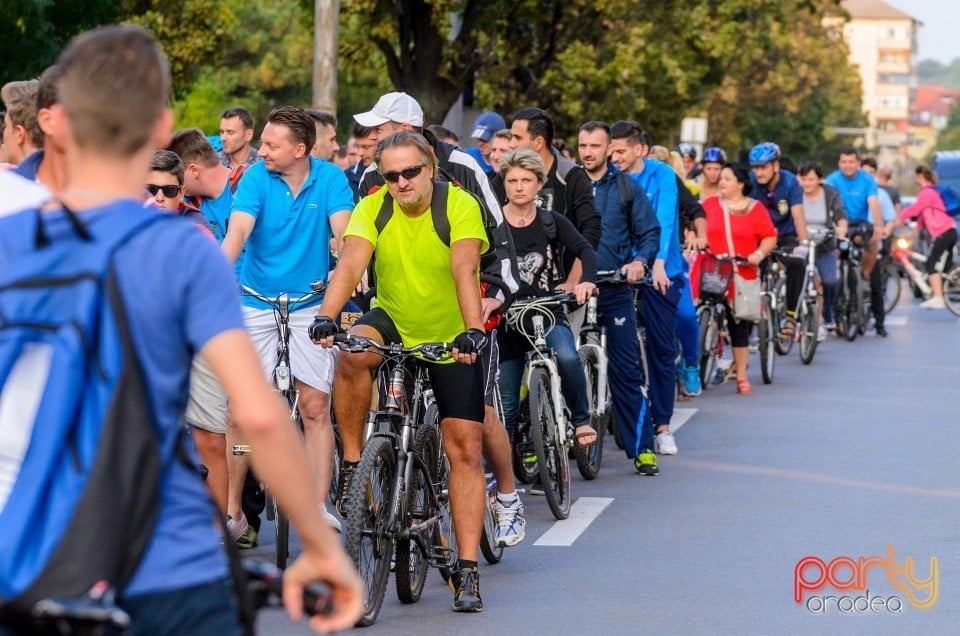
[241,282,326,309]
[244,559,333,616]
[505,292,578,313]
[595,270,655,286]
[24,563,331,632]
[332,333,452,361]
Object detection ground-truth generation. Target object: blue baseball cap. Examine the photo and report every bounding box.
[471,112,506,142]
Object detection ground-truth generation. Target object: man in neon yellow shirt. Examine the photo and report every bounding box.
[311,130,489,613]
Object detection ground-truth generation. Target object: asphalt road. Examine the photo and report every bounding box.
[255,287,960,635]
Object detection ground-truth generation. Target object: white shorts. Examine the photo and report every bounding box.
[243,306,336,393]
[185,355,228,434]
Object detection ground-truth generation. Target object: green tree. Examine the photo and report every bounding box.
[0,0,121,85]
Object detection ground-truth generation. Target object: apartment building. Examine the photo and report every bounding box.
[827,0,918,161]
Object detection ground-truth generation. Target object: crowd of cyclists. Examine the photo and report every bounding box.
[2,24,958,632]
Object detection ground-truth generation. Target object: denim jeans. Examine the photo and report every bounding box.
[121,578,244,636]
[816,249,839,324]
[498,324,589,437]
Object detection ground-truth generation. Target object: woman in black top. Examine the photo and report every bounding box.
[495,149,598,446]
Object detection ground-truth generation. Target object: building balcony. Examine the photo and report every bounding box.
[876,60,911,74]
[872,106,909,120]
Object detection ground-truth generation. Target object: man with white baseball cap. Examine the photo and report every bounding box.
[353,91,424,129]
[466,111,506,175]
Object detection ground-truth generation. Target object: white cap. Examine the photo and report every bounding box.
[353,92,424,128]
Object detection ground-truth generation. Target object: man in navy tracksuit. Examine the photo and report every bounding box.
[578,121,661,473]
[609,121,686,473]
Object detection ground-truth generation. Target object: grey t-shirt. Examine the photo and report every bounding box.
[803,191,829,232]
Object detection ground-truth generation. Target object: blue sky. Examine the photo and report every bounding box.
[886,0,959,64]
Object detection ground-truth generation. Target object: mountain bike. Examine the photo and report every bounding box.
[774,235,829,365]
[505,293,579,520]
[332,334,455,626]
[233,282,326,569]
[835,238,863,341]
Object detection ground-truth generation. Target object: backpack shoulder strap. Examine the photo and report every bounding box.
[228,165,246,195]
[375,192,395,236]
[538,207,557,241]
[431,181,451,246]
[616,172,635,235]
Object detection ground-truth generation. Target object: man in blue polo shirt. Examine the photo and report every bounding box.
[748,142,808,329]
[825,147,886,337]
[609,120,685,473]
[223,106,354,531]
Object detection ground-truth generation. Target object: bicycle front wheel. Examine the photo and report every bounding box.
[574,347,604,480]
[529,367,571,520]
[773,279,793,355]
[343,435,396,627]
[758,295,775,384]
[275,501,289,570]
[944,266,960,317]
[697,304,719,390]
[395,426,439,604]
[798,297,819,365]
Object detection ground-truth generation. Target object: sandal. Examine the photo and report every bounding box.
[736,378,752,395]
[780,314,796,339]
[575,425,598,447]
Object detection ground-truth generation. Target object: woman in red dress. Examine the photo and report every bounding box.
[701,164,777,394]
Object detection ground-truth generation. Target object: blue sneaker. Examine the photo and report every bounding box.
[682,363,702,396]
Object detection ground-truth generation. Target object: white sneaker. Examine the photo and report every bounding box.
[494,496,526,547]
[226,515,248,543]
[320,503,342,533]
[655,430,678,455]
[921,296,945,310]
[817,325,827,342]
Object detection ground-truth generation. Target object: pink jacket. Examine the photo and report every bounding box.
[898,185,956,238]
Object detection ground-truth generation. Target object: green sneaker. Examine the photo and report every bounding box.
[634,450,659,476]
[236,524,258,549]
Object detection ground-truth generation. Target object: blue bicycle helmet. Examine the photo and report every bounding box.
[701,146,726,165]
[749,142,780,166]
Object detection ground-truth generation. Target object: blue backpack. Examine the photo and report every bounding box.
[0,204,169,614]
[934,184,960,218]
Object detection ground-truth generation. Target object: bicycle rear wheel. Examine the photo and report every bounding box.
[479,481,504,564]
[529,367,571,520]
[574,347,604,480]
[773,279,793,355]
[798,297,819,365]
[274,500,289,570]
[837,265,860,342]
[882,264,901,314]
[697,304,719,391]
[944,266,960,317]
[758,295,775,384]
[343,435,396,627]
[395,426,439,604]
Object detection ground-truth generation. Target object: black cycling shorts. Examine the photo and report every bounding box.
[926,228,957,275]
[356,307,485,424]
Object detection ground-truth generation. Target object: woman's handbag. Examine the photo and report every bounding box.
[722,200,762,322]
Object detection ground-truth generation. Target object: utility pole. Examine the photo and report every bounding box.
[313,0,340,112]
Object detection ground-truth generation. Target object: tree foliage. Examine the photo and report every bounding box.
[934,103,960,152]
[917,58,960,91]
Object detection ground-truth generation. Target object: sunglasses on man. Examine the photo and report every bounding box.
[381,164,426,183]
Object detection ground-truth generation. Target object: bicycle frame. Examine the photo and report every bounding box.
[521,313,570,449]
[890,236,932,298]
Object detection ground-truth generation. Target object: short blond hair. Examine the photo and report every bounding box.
[497,148,546,184]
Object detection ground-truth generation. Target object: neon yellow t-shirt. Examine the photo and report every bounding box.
[344,184,488,347]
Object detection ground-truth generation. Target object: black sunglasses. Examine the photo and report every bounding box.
[146,184,182,198]
[381,164,426,183]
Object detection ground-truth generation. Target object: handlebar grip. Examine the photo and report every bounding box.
[333,332,352,343]
[264,572,333,616]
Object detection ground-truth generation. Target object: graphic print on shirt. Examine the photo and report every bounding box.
[536,188,555,213]
[518,248,555,293]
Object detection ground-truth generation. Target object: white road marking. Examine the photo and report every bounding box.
[885,316,908,326]
[534,497,614,546]
[670,407,698,433]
